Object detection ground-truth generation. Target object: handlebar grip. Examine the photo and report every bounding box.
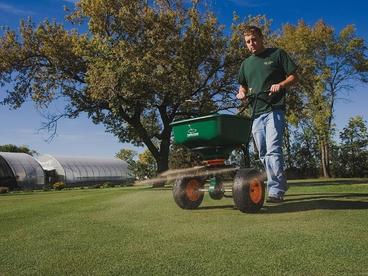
[247,90,271,98]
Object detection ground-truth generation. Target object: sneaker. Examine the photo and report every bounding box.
[266,196,284,203]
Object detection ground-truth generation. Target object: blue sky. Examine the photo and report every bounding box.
[0,0,367,158]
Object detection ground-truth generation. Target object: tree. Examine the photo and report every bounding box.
[115,148,137,177]
[136,149,157,179]
[0,144,38,156]
[335,116,368,177]
[288,121,320,177]
[276,20,368,177]
[169,144,202,169]
[116,148,157,180]
[0,0,248,179]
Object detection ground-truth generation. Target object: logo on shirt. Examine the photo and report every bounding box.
[264,61,274,65]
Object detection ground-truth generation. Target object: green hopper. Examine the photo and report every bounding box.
[171,114,252,160]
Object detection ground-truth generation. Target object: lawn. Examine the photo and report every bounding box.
[1,178,368,275]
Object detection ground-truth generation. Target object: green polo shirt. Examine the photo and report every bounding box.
[238,48,297,115]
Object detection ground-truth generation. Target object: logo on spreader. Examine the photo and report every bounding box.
[187,124,199,137]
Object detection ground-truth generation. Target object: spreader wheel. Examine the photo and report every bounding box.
[233,169,265,213]
[173,177,204,209]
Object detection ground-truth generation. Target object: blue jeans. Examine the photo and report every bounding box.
[252,110,287,198]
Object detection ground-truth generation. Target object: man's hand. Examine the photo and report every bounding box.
[269,74,297,95]
[236,85,247,100]
[269,83,283,95]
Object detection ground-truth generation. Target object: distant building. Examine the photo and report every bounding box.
[37,154,131,187]
[0,152,132,190]
[0,152,44,190]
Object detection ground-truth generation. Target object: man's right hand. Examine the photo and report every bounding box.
[236,85,247,100]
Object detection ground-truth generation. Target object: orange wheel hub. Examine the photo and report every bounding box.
[249,179,263,204]
[186,179,201,201]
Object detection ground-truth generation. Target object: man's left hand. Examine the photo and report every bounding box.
[269,83,283,95]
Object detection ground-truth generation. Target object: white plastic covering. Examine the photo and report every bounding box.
[0,152,45,189]
[37,154,130,185]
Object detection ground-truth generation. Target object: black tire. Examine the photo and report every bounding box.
[233,168,265,213]
[173,177,204,209]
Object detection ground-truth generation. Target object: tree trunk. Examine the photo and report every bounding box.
[284,124,292,169]
[320,138,331,178]
[152,132,171,188]
[157,145,169,174]
[351,146,356,177]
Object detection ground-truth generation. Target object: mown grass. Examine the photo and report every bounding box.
[1,179,368,275]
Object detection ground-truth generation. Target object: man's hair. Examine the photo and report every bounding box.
[243,25,263,37]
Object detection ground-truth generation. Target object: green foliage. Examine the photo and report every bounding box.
[168,144,202,169]
[115,148,137,175]
[53,181,66,190]
[332,116,368,177]
[275,20,368,177]
[0,144,38,156]
[116,148,157,180]
[136,149,157,179]
[89,183,102,189]
[340,116,368,148]
[42,185,52,191]
[102,182,115,188]
[288,122,320,177]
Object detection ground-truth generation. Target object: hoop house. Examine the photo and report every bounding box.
[37,155,131,186]
[0,152,45,189]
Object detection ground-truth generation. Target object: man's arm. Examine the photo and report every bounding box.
[269,73,298,94]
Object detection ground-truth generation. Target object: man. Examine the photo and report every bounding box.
[237,25,297,203]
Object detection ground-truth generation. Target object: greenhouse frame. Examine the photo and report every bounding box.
[0,152,45,190]
[36,154,131,186]
[0,152,132,189]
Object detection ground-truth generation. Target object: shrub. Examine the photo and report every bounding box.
[122,178,135,187]
[102,182,115,188]
[53,182,66,190]
[43,183,52,191]
[0,187,9,194]
[88,183,101,189]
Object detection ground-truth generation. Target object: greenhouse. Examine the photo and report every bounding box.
[0,152,45,190]
[36,154,131,186]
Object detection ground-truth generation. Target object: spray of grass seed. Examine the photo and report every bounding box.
[133,166,241,187]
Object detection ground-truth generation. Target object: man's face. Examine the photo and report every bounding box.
[244,33,264,55]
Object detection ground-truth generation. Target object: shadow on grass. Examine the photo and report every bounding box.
[0,191,43,197]
[286,193,368,201]
[289,179,368,186]
[197,205,235,210]
[194,193,368,213]
[263,192,368,213]
[150,187,173,191]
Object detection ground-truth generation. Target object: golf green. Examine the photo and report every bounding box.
[1,179,367,275]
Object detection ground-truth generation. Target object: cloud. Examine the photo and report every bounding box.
[63,0,78,3]
[228,0,265,8]
[0,2,35,15]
